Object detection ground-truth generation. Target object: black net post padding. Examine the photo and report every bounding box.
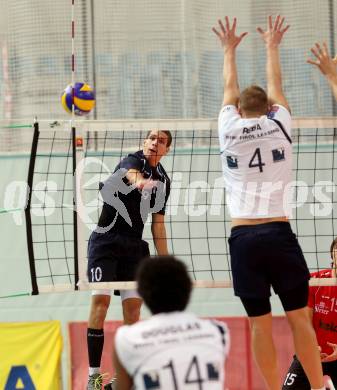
[25,121,39,295]
[72,126,79,290]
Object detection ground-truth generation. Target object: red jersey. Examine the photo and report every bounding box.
[308,269,337,355]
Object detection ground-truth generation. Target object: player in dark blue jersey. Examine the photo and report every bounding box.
[86,130,172,390]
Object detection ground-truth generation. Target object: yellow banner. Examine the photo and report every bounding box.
[0,320,62,390]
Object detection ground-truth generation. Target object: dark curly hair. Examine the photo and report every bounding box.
[136,256,192,314]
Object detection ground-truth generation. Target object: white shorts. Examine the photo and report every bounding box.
[92,289,141,301]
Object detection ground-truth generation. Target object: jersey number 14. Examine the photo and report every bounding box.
[158,355,219,390]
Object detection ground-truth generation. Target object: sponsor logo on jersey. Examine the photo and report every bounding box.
[143,371,160,389]
[319,319,337,332]
[272,148,285,162]
[315,302,329,315]
[239,127,279,141]
[225,135,237,140]
[207,362,220,380]
[142,322,201,339]
[267,106,279,119]
[226,156,238,169]
[242,123,261,134]
[134,342,156,349]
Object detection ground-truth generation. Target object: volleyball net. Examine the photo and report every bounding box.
[1,118,336,295]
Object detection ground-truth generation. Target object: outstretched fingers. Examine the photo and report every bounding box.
[212,16,248,47]
[224,16,231,32]
[315,42,324,56]
[273,15,281,31]
[281,24,290,35]
[306,58,320,67]
[212,26,221,38]
[231,17,237,32]
[256,26,264,36]
[219,19,226,35]
[307,46,322,67]
[311,46,320,60]
[212,19,225,38]
[278,16,285,31]
[322,42,329,56]
[273,15,289,35]
[239,31,248,41]
[257,15,289,40]
[212,16,248,42]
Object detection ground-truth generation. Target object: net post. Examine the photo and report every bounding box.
[72,126,79,290]
[89,0,97,119]
[72,125,88,290]
[25,120,39,295]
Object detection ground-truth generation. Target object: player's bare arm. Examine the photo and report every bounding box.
[212,16,248,106]
[257,15,290,111]
[151,213,168,255]
[307,42,337,101]
[113,347,132,390]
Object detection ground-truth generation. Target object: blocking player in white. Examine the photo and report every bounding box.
[307,42,337,101]
[213,15,324,390]
[113,256,230,390]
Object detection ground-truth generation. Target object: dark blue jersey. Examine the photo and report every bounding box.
[97,150,170,238]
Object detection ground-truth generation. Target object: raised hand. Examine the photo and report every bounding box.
[212,17,248,51]
[257,15,290,47]
[307,42,337,77]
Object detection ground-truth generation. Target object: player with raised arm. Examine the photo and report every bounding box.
[283,237,337,389]
[307,42,337,101]
[213,15,324,390]
[113,256,230,390]
[86,130,171,390]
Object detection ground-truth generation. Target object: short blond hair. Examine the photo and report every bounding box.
[239,85,268,114]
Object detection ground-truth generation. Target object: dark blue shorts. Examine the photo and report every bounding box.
[229,222,310,299]
[87,231,150,283]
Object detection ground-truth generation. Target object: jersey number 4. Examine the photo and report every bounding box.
[248,148,265,172]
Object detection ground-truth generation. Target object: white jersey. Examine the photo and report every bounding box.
[115,311,230,390]
[218,104,293,219]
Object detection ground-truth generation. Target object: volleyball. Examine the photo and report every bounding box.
[61,82,95,115]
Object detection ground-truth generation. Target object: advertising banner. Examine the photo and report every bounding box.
[0,320,62,390]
